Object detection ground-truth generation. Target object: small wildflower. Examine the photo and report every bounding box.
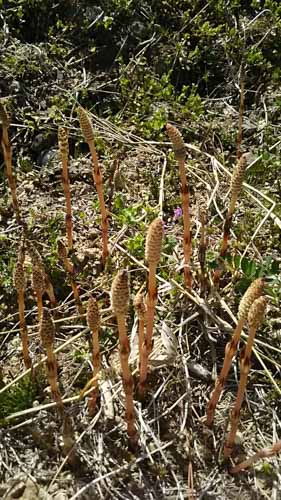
[173,207,183,220]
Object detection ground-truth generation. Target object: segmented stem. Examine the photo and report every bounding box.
[32,265,45,321]
[58,127,73,250]
[13,261,32,370]
[138,218,163,399]
[213,153,248,286]
[111,270,138,447]
[206,279,264,427]
[134,291,146,370]
[57,239,84,319]
[224,297,267,458]
[78,107,108,264]
[87,296,101,415]
[166,123,192,288]
[40,308,64,416]
[0,101,21,223]
[198,207,208,295]
[27,241,57,308]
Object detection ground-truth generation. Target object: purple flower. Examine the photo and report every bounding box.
[173,207,183,220]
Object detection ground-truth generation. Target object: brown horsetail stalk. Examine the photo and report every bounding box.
[166,123,191,288]
[39,308,64,416]
[206,278,264,427]
[231,439,281,473]
[87,296,101,415]
[236,65,245,159]
[27,241,57,308]
[32,265,45,321]
[133,290,146,369]
[198,207,208,296]
[78,106,108,264]
[58,127,73,250]
[0,101,21,223]
[213,153,248,286]
[13,260,32,370]
[57,239,84,319]
[138,218,163,399]
[224,296,267,458]
[111,270,138,447]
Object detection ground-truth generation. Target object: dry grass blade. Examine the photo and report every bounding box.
[206,278,264,427]
[58,126,73,250]
[231,440,281,473]
[166,123,192,288]
[111,270,138,447]
[77,106,108,264]
[224,296,267,458]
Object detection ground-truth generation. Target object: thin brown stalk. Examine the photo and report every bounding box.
[166,123,192,288]
[40,308,64,417]
[57,240,84,320]
[230,440,281,473]
[206,278,264,427]
[134,290,146,370]
[78,107,108,264]
[198,207,208,296]
[58,127,73,250]
[213,153,248,287]
[32,265,45,321]
[236,66,245,159]
[13,261,32,370]
[224,297,267,458]
[111,270,138,448]
[0,101,21,223]
[87,296,101,415]
[62,414,77,466]
[138,218,163,399]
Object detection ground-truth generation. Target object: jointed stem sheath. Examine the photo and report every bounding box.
[179,158,192,288]
[117,314,138,447]
[206,318,244,427]
[18,289,32,370]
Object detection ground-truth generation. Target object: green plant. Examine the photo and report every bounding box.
[0,375,37,419]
